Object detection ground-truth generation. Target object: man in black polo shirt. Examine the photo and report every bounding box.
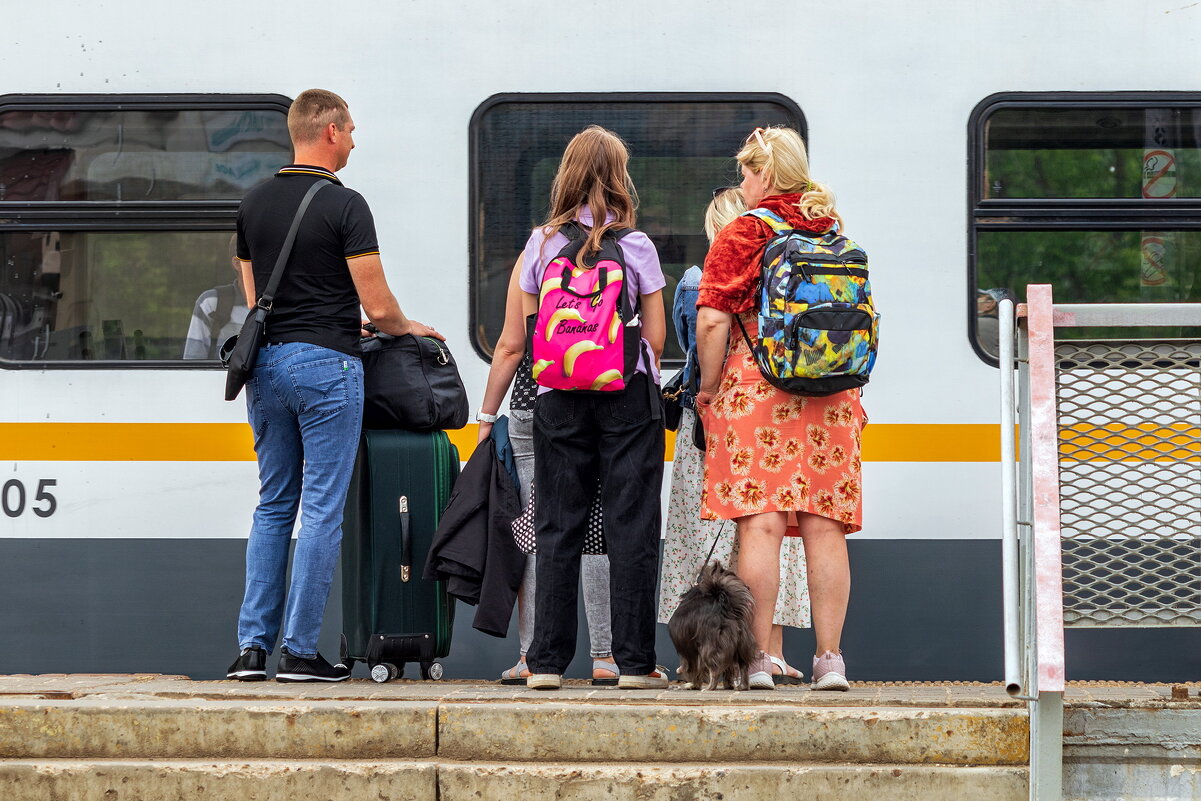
[226,89,439,682]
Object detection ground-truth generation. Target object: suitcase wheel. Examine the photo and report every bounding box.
[421,661,444,681]
[370,662,402,683]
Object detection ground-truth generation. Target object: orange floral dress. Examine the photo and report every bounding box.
[699,313,865,534]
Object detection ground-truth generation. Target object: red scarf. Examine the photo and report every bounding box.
[697,194,836,315]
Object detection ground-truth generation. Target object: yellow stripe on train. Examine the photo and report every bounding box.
[1,422,1008,462]
[7,422,1188,463]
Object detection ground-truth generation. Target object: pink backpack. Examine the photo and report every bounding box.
[531,223,642,392]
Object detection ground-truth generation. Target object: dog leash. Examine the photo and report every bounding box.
[691,521,728,586]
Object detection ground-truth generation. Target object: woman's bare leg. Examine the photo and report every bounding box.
[735,511,787,651]
[768,624,784,658]
[798,512,850,656]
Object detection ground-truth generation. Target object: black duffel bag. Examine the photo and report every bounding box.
[360,333,469,431]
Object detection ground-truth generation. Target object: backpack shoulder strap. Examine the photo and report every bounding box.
[558,221,585,241]
[742,208,793,235]
[603,227,637,318]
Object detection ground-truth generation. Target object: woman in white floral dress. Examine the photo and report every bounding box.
[658,187,810,684]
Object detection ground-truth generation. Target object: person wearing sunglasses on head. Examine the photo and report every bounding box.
[694,127,865,691]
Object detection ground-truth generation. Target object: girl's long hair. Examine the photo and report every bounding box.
[542,126,638,266]
[736,126,843,228]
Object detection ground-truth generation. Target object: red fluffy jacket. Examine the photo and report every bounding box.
[697,193,836,315]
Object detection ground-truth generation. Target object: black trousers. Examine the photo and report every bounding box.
[527,373,665,676]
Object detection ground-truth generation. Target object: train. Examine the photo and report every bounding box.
[2,0,1199,682]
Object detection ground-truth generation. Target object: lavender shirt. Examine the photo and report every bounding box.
[519,206,666,391]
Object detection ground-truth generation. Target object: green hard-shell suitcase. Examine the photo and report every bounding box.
[341,429,460,682]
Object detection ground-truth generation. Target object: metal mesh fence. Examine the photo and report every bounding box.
[1055,340,1201,627]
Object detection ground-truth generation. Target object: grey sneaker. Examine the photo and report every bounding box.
[811,651,849,691]
[747,652,775,690]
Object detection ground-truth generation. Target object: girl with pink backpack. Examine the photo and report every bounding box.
[517,126,668,690]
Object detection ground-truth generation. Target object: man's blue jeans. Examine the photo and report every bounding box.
[237,342,363,658]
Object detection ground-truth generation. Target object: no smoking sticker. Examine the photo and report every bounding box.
[1141,236,1168,286]
[1142,150,1177,199]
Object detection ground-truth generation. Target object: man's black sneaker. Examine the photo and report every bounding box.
[226,645,267,681]
[275,648,351,683]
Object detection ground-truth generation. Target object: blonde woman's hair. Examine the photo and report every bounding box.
[542,126,638,267]
[736,126,842,228]
[704,187,747,243]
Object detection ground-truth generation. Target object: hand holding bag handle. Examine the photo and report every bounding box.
[221,179,330,400]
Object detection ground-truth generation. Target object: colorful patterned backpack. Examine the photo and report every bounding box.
[736,208,879,396]
[531,223,644,392]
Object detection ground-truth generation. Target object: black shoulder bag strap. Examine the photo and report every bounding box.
[252,179,330,319]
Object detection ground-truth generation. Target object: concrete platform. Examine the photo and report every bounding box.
[3,673,1194,706]
[1,675,1199,800]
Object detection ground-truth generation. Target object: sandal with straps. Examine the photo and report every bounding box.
[499,658,531,685]
[769,655,805,686]
[591,659,619,686]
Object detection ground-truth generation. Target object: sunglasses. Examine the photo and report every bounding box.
[711,186,736,199]
[751,127,772,154]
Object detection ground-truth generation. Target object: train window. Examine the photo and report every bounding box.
[0,108,291,202]
[0,94,291,368]
[469,93,805,361]
[970,93,1201,362]
[0,230,242,361]
[982,106,1201,199]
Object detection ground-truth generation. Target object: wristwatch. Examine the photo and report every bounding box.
[476,411,499,424]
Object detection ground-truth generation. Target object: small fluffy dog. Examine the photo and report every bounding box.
[668,560,758,690]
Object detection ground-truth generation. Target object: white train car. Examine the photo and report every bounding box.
[1,0,1198,680]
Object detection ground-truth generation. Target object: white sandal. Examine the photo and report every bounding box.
[768,655,805,685]
[499,658,529,685]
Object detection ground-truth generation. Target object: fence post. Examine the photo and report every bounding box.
[1024,284,1065,801]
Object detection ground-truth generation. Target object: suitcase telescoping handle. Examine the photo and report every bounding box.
[399,495,412,583]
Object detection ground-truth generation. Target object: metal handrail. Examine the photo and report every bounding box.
[1051,302,1201,327]
[998,297,1021,696]
[1001,286,1201,801]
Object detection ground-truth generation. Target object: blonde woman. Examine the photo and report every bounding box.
[696,127,864,691]
[659,187,810,684]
